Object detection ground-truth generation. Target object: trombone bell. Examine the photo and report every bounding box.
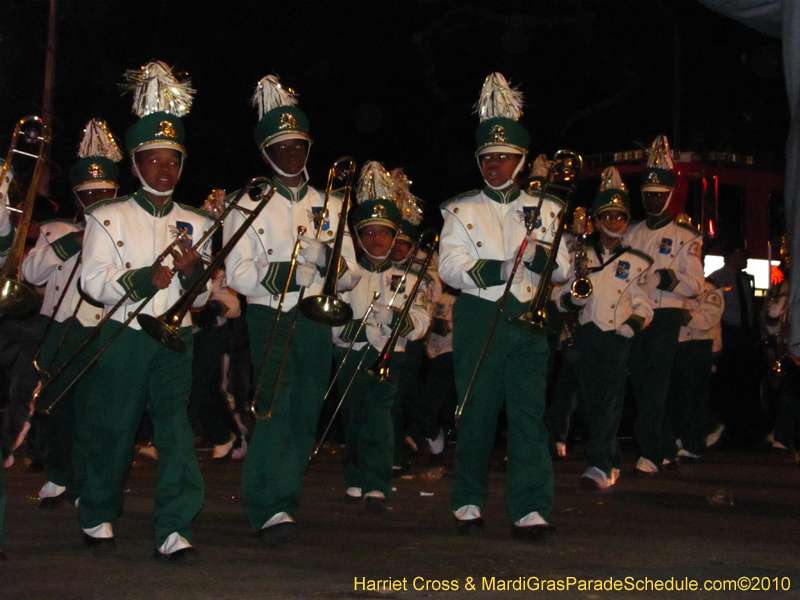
[137,313,187,353]
[298,294,353,327]
[0,276,39,314]
[513,307,550,335]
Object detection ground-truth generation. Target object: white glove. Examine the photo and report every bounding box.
[616,323,635,338]
[640,270,660,294]
[366,303,393,326]
[298,236,327,266]
[521,238,537,263]
[501,257,523,284]
[295,263,317,288]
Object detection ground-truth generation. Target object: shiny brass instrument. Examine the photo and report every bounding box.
[455,150,582,425]
[366,231,438,382]
[250,225,308,422]
[298,156,356,327]
[514,150,583,333]
[138,179,275,352]
[35,179,273,415]
[0,116,52,314]
[570,206,593,300]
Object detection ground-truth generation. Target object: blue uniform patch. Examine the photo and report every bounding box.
[390,274,406,293]
[310,207,331,231]
[615,261,630,279]
[518,206,542,229]
[659,238,672,254]
[172,221,194,240]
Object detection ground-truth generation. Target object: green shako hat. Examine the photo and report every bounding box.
[641,135,676,192]
[593,166,630,216]
[352,161,401,230]
[70,119,123,191]
[252,75,311,149]
[389,167,423,243]
[122,61,194,156]
[474,73,530,156]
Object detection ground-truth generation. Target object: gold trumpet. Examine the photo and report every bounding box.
[0,116,51,314]
[138,178,275,352]
[366,231,438,382]
[298,156,356,326]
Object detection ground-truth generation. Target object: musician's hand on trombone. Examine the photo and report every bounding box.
[295,263,317,288]
[569,290,589,306]
[501,256,524,284]
[297,235,327,266]
[365,303,393,327]
[171,236,202,278]
[153,265,175,289]
[521,237,537,263]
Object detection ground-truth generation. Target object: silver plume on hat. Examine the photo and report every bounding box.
[123,61,195,118]
[646,135,674,171]
[251,75,298,120]
[389,168,423,226]
[474,72,524,122]
[599,166,626,192]
[356,161,395,203]
[77,119,123,162]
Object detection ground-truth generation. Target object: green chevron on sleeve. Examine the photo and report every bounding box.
[467,259,504,289]
[339,319,368,344]
[177,262,205,291]
[390,307,414,338]
[656,268,679,292]
[50,232,83,261]
[525,243,550,274]
[261,261,300,295]
[118,267,159,302]
[623,313,646,333]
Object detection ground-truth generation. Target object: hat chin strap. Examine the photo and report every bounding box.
[132,153,184,197]
[597,220,627,239]
[356,230,397,261]
[479,154,527,191]
[645,190,674,216]
[73,188,118,212]
[262,148,311,181]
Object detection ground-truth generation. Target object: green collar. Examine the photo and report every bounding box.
[483,184,520,204]
[646,213,672,230]
[359,256,393,273]
[273,177,309,202]
[591,234,623,256]
[133,190,174,217]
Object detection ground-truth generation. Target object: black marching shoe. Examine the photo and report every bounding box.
[39,492,66,509]
[258,522,299,546]
[153,547,199,564]
[456,518,484,537]
[511,524,555,542]
[364,496,387,514]
[83,533,116,553]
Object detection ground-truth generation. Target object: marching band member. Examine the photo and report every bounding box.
[21,119,122,508]
[622,135,705,475]
[224,75,358,545]
[0,161,13,265]
[438,73,571,540]
[333,161,430,511]
[78,62,211,560]
[557,168,654,490]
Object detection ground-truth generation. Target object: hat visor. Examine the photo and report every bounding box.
[262,131,313,149]
[476,144,525,157]
[74,180,119,192]
[641,184,672,192]
[130,140,186,155]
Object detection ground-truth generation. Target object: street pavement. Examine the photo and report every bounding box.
[2,439,800,600]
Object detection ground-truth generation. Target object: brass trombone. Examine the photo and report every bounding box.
[298,156,356,327]
[137,178,276,352]
[455,150,582,425]
[35,178,273,415]
[366,231,438,382]
[0,116,52,314]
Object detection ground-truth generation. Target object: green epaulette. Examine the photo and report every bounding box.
[675,221,701,237]
[178,202,213,219]
[85,195,128,215]
[441,190,479,210]
[625,247,655,266]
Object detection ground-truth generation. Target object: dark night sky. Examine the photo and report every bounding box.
[0,0,789,223]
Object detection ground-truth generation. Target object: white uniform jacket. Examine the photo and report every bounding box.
[558,237,655,333]
[679,280,724,346]
[438,186,572,303]
[623,216,705,310]
[333,258,430,354]
[22,219,103,326]
[81,192,213,330]
[223,179,358,311]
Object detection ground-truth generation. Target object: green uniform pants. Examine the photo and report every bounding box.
[37,317,96,498]
[78,323,203,548]
[450,294,553,523]
[574,323,631,475]
[628,308,684,465]
[666,339,714,455]
[335,345,406,496]
[242,305,331,530]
